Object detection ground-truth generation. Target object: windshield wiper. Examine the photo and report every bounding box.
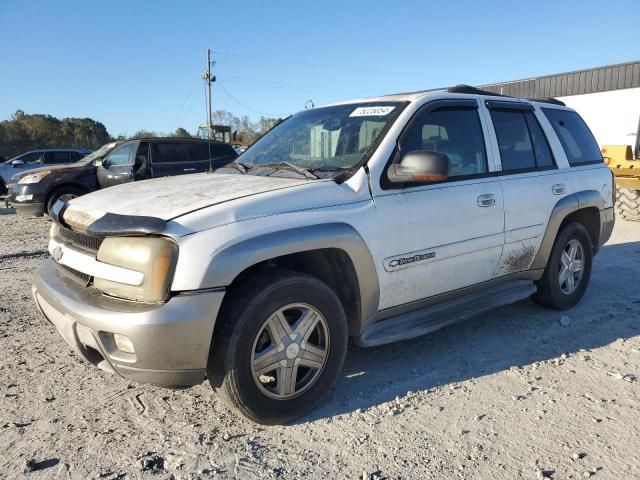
[261,162,320,179]
[227,160,251,174]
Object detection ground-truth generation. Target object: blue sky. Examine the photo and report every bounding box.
[0,0,638,137]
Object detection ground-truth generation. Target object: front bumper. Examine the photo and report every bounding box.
[33,259,225,387]
[7,183,47,216]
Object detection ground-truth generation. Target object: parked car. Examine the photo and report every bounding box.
[33,86,614,424]
[8,138,237,216]
[0,148,91,195]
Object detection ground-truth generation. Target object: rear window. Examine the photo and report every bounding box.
[542,109,602,166]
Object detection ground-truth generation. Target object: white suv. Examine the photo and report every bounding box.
[34,85,615,424]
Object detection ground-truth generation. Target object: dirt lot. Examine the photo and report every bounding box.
[1,211,639,480]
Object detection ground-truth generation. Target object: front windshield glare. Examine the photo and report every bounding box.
[240,102,403,171]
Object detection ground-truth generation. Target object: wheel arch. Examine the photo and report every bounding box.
[203,223,380,336]
[44,182,91,212]
[531,190,608,270]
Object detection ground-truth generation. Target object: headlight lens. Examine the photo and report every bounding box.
[94,237,178,302]
[17,170,51,184]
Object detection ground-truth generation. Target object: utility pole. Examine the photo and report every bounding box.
[200,49,216,139]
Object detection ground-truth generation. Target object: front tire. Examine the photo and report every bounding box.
[46,186,85,214]
[615,187,640,221]
[532,222,593,310]
[208,270,348,424]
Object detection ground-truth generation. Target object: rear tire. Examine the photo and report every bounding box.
[615,187,640,221]
[207,270,348,425]
[532,222,593,310]
[46,186,85,214]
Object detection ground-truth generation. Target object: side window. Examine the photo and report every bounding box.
[185,143,213,162]
[542,108,602,166]
[152,143,189,163]
[47,151,72,164]
[70,151,85,161]
[525,112,555,168]
[19,152,45,165]
[399,107,488,179]
[490,110,536,171]
[105,142,137,166]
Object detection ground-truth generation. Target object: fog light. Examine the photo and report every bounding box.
[113,333,135,354]
[15,194,33,202]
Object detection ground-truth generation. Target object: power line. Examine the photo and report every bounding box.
[216,82,288,118]
[217,74,369,95]
[212,50,433,79]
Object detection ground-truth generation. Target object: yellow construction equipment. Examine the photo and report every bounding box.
[602,118,640,221]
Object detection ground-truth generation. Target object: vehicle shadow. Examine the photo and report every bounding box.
[298,238,640,423]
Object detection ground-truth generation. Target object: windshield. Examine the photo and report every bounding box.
[239,102,404,173]
[74,142,119,165]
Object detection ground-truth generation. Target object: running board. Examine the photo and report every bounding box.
[357,280,537,347]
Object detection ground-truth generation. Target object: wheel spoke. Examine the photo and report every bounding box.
[266,311,292,343]
[559,266,570,286]
[298,343,327,370]
[253,346,284,376]
[566,272,575,292]
[572,259,583,272]
[277,364,298,396]
[561,251,572,268]
[293,309,319,341]
[568,241,578,260]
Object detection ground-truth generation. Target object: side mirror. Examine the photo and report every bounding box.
[101,159,110,169]
[11,159,25,167]
[388,150,450,184]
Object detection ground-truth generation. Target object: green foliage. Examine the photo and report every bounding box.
[171,127,192,138]
[0,110,112,159]
[211,110,282,145]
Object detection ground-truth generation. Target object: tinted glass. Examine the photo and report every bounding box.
[70,151,85,161]
[152,143,188,163]
[105,142,137,166]
[490,110,536,171]
[47,151,71,164]
[525,112,554,168]
[185,143,212,162]
[542,108,602,165]
[401,107,487,178]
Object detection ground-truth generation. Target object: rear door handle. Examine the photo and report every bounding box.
[552,183,566,195]
[477,194,496,207]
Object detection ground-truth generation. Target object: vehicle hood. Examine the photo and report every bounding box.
[62,172,314,229]
[8,162,89,181]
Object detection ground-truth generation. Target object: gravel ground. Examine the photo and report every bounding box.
[1,211,639,480]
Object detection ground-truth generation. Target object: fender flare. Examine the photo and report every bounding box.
[201,223,380,326]
[531,190,606,270]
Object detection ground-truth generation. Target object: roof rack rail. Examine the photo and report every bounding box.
[526,97,566,106]
[447,84,510,97]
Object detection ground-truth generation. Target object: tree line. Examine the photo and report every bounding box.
[0,109,282,160]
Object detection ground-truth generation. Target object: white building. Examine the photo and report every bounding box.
[483,61,640,150]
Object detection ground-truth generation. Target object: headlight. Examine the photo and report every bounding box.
[17,170,51,184]
[94,237,178,302]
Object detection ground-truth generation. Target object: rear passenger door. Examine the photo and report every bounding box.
[484,100,567,275]
[150,142,190,178]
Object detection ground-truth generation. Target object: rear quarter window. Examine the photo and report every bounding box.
[542,108,602,166]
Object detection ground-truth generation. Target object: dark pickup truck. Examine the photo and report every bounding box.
[8,137,238,216]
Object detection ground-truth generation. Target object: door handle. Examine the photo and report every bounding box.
[552,183,566,195]
[477,194,496,207]
[183,168,196,172]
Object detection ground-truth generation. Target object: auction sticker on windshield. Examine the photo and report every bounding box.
[349,106,395,117]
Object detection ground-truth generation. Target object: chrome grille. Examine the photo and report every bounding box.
[57,226,104,253]
[59,264,91,286]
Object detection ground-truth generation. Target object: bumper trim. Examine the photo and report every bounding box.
[34,259,225,387]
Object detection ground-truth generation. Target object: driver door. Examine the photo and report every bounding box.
[366,100,505,310]
[97,141,140,188]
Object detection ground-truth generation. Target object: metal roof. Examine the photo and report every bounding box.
[481,61,640,98]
